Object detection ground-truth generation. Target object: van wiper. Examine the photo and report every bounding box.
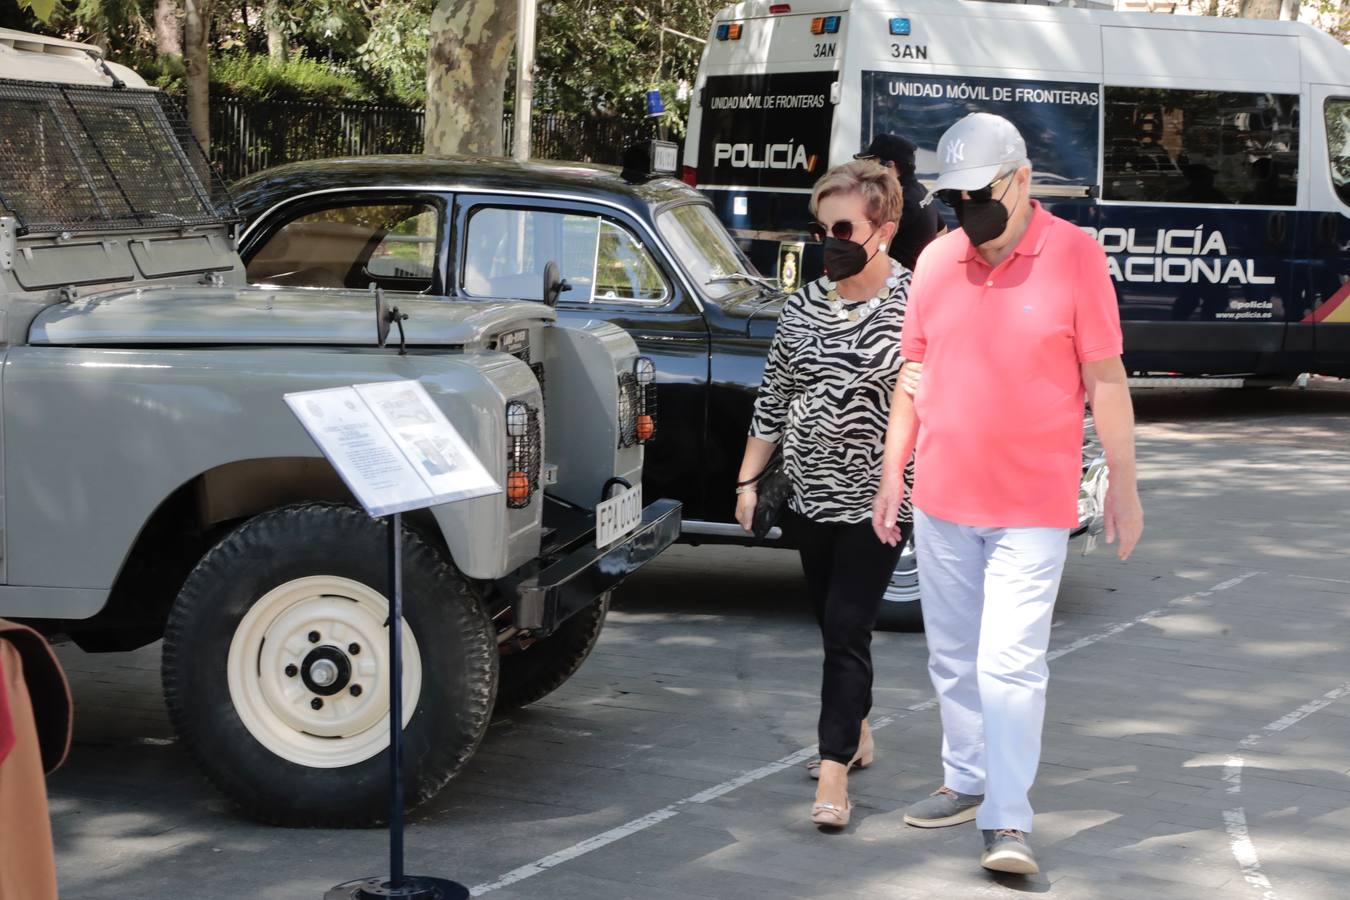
[706,271,779,291]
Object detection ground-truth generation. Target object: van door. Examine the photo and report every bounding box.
[1304,85,1350,377]
[1099,28,1302,376]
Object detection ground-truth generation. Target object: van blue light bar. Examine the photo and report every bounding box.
[823,15,841,33]
[715,22,743,40]
[890,18,911,36]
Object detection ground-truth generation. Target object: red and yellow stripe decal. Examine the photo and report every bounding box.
[1302,280,1350,324]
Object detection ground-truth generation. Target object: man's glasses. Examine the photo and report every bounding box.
[807,218,875,243]
[934,172,1012,209]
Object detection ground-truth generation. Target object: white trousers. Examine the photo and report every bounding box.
[914,508,1069,833]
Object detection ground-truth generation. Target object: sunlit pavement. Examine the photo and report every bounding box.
[49,386,1350,899]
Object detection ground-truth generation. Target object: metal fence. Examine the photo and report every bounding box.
[198,95,649,182]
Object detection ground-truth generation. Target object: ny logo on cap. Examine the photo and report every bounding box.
[946,139,966,165]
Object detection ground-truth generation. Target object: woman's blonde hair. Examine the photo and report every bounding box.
[809,159,903,227]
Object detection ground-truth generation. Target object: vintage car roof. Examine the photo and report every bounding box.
[231,155,703,224]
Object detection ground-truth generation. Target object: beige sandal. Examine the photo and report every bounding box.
[810,797,851,828]
[806,728,874,780]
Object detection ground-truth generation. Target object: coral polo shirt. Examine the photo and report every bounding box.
[900,201,1122,528]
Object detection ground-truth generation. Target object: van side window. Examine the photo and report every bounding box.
[1325,99,1350,207]
[1102,88,1298,207]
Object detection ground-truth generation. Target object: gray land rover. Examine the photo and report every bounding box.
[0,30,679,827]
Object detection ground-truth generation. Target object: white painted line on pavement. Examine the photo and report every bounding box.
[470,572,1262,896]
[1222,680,1350,900]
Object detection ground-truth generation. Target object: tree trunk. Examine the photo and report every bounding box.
[1238,0,1283,17]
[1279,0,1299,20]
[265,0,286,63]
[424,0,518,157]
[184,0,211,151]
[154,0,183,59]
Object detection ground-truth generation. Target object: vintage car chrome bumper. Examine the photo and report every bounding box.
[507,496,682,637]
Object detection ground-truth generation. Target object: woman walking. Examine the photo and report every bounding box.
[736,160,914,828]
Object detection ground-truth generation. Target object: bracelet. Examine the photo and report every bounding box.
[735,485,758,495]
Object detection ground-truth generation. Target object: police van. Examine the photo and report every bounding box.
[682,0,1350,379]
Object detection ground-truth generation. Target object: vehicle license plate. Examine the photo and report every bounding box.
[596,484,643,548]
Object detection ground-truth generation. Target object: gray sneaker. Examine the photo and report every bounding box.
[903,785,983,828]
[981,829,1039,875]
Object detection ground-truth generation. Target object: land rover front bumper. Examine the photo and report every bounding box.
[505,496,681,637]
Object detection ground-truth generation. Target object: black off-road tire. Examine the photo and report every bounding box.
[162,502,496,827]
[495,593,609,711]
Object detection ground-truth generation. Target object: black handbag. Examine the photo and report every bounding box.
[744,449,791,539]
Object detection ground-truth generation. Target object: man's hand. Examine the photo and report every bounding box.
[1103,482,1143,561]
[899,360,923,397]
[735,490,757,534]
[871,472,905,546]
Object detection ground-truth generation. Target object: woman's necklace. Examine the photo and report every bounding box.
[821,264,902,322]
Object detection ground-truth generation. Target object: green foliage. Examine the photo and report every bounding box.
[531,1,723,135]
[210,53,375,102]
[8,0,725,119]
[358,0,434,104]
[17,0,60,22]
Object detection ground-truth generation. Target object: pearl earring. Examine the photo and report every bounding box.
[879,243,887,252]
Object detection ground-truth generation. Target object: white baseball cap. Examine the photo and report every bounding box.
[932,113,1028,193]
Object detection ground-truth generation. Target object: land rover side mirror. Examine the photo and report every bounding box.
[374,285,390,347]
[543,260,571,308]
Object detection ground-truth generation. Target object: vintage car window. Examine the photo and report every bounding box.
[1325,98,1350,207]
[592,220,669,303]
[657,203,758,300]
[247,203,439,291]
[1102,87,1298,206]
[462,207,600,301]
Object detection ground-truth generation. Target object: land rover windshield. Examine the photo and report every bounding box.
[0,79,235,233]
[656,201,765,300]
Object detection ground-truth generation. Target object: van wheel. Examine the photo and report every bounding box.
[875,539,924,633]
[162,502,496,827]
[495,594,609,711]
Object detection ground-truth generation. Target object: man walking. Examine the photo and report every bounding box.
[872,113,1143,875]
[855,133,945,271]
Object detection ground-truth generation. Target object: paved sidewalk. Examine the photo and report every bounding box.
[47,388,1350,899]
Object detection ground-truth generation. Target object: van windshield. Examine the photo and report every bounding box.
[657,202,763,300]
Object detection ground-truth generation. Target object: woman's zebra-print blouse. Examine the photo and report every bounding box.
[750,262,915,525]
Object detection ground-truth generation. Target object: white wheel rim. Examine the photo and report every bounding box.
[227,575,422,769]
[883,539,921,604]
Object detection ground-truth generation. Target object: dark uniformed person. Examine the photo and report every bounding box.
[856,134,946,271]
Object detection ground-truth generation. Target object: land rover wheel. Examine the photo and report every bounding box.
[875,538,924,633]
[495,593,609,711]
[162,502,496,827]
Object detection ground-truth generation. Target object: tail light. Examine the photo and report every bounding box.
[681,165,698,187]
[769,3,792,11]
[504,400,541,508]
[617,357,659,448]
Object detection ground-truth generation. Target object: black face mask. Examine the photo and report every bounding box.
[823,236,879,281]
[956,179,1019,246]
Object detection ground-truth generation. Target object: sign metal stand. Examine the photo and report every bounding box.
[283,380,500,900]
[325,512,467,900]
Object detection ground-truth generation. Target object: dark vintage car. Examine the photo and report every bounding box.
[232,155,1106,631]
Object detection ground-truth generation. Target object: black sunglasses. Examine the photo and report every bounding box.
[934,172,1013,209]
[807,218,876,243]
